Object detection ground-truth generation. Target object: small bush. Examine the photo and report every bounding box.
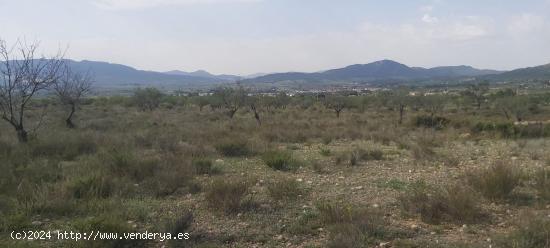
[317,202,409,247]
[399,181,485,224]
[533,168,550,202]
[192,158,220,175]
[30,134,97,160]
[287,209,321,235]
[338,148,384,166]
[165,212,194,247]
[267,178,303,201]
[319,148,332,156]
[262,150,300,171]
[414,115,450,129]
[205,179,251,214]
[467,161,522,201]
[495,212,550,248]
[66,174,114,199]
[0,213,32,232]
[215,140,250,157]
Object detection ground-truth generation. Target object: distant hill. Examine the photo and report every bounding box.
[245,60,502,84]
[45,59,550,91]
[65,60,228,87]
[484,63,550,81]
[163,70,241,81]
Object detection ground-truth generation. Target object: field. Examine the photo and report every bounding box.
[2,87,550,248]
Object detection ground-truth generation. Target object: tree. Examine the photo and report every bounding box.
[0,39,65,142]
[54,66,93,128]
[247,95,262,126]
[191,96,210,111]
[213,86,246,118]
[496,95,531,122]
[421,94,446,117]
[324,95,349,118]
[133,87,163,111]
[390,87,411,125]
[464,82,489,109]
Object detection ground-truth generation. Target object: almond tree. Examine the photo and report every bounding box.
[54,66,93,128]
[324,94,349,118]
[0,39,65,142]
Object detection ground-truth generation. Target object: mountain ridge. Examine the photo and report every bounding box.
[245,59,504,84]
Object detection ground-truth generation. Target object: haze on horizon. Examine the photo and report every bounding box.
[0,0,549,76]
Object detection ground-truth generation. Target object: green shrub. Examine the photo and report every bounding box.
[30,134,97,160]
[533,168,550,202]
[141,161,197,197]
[319,148,332,156]
[338,148,384,166]
[414,115,449,129]
[317,202,410,247]
[495,212,550,248]
[0,212,31,232]
[164,212,194,247]
[467,161,522,201]
[287,209,321,235]
[399,181,485,224]
[215,140,250,157]
[66,174,114,199]
[205,179,251,214]
[192,158,220,175]
[262,150,300,171]
[267,178,303,201]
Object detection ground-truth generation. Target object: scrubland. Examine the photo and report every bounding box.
[2,89,550,248]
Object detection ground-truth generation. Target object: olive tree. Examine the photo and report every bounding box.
[464,82,489,109]
[213,86,246,118]
[0,39,65,142]
[133,87,163,111]
[54,66,93,128]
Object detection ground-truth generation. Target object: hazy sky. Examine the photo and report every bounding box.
[1,0,549,75]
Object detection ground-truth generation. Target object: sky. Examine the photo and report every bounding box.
[0,0,549,75]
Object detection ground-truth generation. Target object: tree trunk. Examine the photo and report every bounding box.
[254,111,261,126]
[228,109,237,119]
[66,104,76,128]
[335,109,341,118]
[251,106,261,126]
[16,127,28,143]
[502,109,510,120]
[398,105,405,125]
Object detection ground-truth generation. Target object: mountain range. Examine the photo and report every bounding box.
[61,59,550,89]
[244,60,504,84]
[65,60,237,87]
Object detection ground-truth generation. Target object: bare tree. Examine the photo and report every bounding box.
[54,66,93,128]
[324,95,349,118]
[0,39,65,142]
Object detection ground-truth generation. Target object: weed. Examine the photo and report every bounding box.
[267,178,303,201]
[215,139,251,157]
[467,161,522,201]
[192,158,220,175]
[205,179,252,214]
[262,150,300,171]
[495,212,550,248]
[399,181,485,224]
